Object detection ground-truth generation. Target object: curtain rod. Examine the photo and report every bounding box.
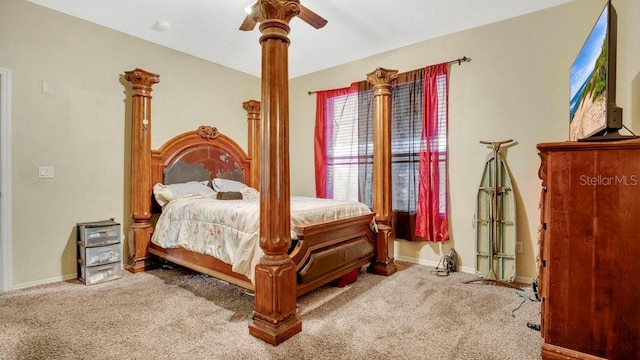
[448,56,471,65]
[308,56,471,95]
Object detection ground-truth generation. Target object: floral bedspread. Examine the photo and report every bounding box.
[151,191,372,283]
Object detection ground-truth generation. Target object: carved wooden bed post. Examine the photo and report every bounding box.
[247,0,302,345]
[243,99,261,190]
[124,68,160,273]
[367,68,398,276]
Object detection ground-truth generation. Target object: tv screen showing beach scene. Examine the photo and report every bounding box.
[569,5,608,141]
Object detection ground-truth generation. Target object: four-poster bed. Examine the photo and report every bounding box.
[123,89,377,295]
[124,0,398,346]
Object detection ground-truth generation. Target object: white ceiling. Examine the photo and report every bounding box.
[27,0,573,78]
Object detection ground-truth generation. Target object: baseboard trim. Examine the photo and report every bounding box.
[10,256,534,291]
[395,254,475,275]
[395,254,534,285]
[515,275,534,285]
[10,273,78,291]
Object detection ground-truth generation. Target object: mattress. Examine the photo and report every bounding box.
[151,190,372,283]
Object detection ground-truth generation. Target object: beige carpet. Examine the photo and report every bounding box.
[0,262,542,360]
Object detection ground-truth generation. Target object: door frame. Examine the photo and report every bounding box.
[0,68,12,292]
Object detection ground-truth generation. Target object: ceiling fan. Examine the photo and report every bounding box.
[239,1,328,31]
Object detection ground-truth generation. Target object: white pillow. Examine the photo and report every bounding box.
[212,178,248,192]
[238,186,259,198]
[153,181,214,207]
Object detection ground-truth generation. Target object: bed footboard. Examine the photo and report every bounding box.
[291,213,376,296]
[148,243,254,291]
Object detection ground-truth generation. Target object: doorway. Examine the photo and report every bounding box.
[0,68,12,292]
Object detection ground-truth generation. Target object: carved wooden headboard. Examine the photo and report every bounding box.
[150,125,251,187]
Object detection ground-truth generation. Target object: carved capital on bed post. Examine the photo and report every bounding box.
[366,67,398,277]
[124,68,159,273]
[247,0,302,346]
[243,99,261,190]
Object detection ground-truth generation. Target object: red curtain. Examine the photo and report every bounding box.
[313,84,358,198]
[415,63,449,242]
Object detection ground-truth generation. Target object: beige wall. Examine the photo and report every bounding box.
[2,0,638,288]
[0,0,259,288]
[619,0,640,132]
[289,0,639,282]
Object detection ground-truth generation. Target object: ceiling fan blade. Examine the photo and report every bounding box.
[298,4,328,29]
[239,15,257,31]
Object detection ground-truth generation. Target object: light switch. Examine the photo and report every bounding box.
[38,166,54,179]
[41,80,53,95]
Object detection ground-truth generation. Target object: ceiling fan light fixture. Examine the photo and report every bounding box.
[244,1,257,15]
[238,1,327,31]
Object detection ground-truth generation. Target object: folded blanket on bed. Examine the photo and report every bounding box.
[217,191,243,200]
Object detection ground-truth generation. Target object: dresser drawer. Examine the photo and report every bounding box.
[78,243,121,266]
[79,261,122,285]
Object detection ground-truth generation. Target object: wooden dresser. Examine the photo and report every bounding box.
[537,141,640,360]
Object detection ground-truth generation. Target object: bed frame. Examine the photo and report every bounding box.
[123,0,399,346]
[129,101,377,296]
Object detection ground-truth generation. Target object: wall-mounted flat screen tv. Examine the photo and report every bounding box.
[569,1,627,141]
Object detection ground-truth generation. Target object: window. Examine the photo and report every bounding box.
[315,64,449,242]
[324,92,360,201]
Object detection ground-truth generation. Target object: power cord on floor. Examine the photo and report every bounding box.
[429,256,452,277]
[511,279,542,332]
[623,124,637,136]
[511,291,537,317]
[429,248,457,277]
[511,292,541,332]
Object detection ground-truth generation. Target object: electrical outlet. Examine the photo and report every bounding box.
[516,241,523,253]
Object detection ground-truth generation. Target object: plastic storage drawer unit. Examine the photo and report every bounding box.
[77,219,122,285]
